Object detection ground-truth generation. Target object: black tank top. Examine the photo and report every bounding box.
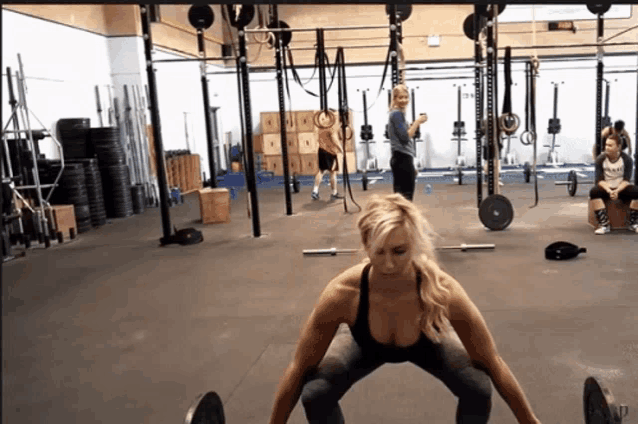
[349,263,434,363]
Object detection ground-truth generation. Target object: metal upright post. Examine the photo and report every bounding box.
[486,5,498,196]
[198,30,218,188]
[635,52,638,184]
[139,4,172,243]
[271,5,293,215]
[237,17,261,237]
[595,14,604,157]
[388,5,399,88]
[362,90,371,165]
[474,7,483,208]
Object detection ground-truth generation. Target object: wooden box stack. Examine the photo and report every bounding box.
[165,154,203,193]
[255,110,357,176]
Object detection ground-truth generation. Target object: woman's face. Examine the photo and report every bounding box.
[367,226,414,277]
[395,91,409,109]
[605,138,621,158]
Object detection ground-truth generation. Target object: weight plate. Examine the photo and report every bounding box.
[479,194,514,231]
[587,2,612,15]
[584,376,621,424]
[385,4,413,22]
[463,13,484,41]
[225,4,254,28]
[185,391,225,424]
[477,4,506,17]
[568,170,578,197]
[188,5,215,30]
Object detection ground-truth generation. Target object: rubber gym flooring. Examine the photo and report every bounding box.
[3,173,637,424]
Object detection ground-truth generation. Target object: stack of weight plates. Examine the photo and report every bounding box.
[100,164,134,218]
[130,184,145,215]
[91,127,126,165]
[91,127,134,219]
[67,159,107,227]
[57,118,91,159]
[42,162,93,233]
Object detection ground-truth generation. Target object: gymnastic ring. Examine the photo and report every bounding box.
[520,131,536,146]
[251,27,272,44]
[499,113,520,135]
[314,110,336,129]
[336,126,353,142]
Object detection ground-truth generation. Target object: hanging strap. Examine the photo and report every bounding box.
[286,48,319,96]
[502,47,512,114]
[530,59,539,208]
[335,47,361,213]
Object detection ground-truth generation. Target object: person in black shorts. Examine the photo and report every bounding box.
[311,128,344,201]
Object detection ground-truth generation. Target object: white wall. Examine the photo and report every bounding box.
[237,53,637,171]
[2,9,112,160]
[4,8,636,177]
[152,49,235,179]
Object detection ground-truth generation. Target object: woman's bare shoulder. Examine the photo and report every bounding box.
[322,263,366,302]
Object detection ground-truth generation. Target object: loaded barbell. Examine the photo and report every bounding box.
[555,170,595,197]
[184,376,629,424]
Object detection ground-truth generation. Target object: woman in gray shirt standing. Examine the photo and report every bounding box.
[388,84,428,201]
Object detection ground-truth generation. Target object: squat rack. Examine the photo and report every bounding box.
[237,8,403,236]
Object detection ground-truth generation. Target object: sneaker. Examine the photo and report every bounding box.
[311,192,320,200]
[629,223,638,233]
[330,193,344,201]
[594,225,611,235]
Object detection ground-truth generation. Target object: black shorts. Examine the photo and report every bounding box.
[318,148,338,172]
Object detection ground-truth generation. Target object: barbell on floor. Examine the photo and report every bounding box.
[184,376,630,424]
[302,244,496,256]
[555,170,594,197]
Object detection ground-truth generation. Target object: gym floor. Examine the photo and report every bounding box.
[3,177,637,424]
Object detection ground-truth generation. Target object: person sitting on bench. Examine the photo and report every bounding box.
[590,134,638,234]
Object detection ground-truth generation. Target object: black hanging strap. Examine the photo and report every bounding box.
[317,29,328,112]
[285,48,319,97]
[502,47,512,114]
[525,63,532,132]
[335,47,361,213]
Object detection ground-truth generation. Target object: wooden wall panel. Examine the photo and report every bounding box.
[3,5,109,35]
[244,4,638,67]
[4,4,637,67]
[158,5,224,44]
[151,24,222,59]
[103,5,140,36]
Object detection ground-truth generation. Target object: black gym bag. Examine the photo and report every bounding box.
[545,241,587,261]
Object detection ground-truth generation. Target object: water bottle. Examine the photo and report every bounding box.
[424,184,433,195]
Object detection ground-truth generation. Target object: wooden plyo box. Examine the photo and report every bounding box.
[588,198,629,229]
[46,205,77,237]
[198,188,230,224]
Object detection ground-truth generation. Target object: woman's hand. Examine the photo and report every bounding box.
[416,113,428,125]
[610,189,618,201]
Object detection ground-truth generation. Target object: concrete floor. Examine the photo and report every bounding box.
[2,179,637,424]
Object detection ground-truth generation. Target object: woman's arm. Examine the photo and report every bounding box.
[269,274,352,424]
[448,281,541,424]
[389,111,426,143]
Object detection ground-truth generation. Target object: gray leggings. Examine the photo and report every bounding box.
[300,324,492,424]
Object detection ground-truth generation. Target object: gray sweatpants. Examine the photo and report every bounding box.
[300,324,493,424]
